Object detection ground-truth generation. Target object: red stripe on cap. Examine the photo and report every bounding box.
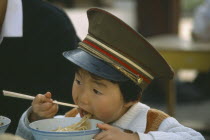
[83,40,151,84]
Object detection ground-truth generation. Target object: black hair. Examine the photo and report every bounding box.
[75,66,142,103]
[117,79,142,103]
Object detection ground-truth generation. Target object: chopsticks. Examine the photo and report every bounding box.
[2,90,78,108]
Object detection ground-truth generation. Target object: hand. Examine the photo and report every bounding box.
[29,92,58,122]
[94,123,139,140]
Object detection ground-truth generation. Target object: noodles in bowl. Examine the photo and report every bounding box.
[29,116,102,140]
[54,114,91,132]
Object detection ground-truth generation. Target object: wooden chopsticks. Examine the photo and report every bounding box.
[2,90,78,108]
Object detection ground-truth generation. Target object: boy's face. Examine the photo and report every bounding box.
[72,69,133,123]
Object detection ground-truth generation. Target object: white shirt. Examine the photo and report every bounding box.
[113,102,204,140]
[0,0,23,44]
[112,102,150,132]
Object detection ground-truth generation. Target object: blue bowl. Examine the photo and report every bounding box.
[0,116,11,134]
[29,117,102,140]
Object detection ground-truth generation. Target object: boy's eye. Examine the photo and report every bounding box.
[93,89,102,95]
[75,79,82,85]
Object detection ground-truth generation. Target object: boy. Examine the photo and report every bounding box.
[16,8,204,140]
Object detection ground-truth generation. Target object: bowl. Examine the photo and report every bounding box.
[29,117,102,140]
[0,116,11,134]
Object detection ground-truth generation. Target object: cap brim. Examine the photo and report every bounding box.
[63,48,129,82]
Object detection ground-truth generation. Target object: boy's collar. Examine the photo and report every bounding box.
[1,0,23,38]
[112,102,150,132]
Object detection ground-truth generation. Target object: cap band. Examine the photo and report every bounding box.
[86,35,154,80]
[79,34,154,85]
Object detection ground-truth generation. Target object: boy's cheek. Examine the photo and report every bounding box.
[72,89,78,104]
[72,95,78,104]
[94,109,114,122]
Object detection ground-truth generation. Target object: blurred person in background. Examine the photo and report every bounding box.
[175,0,210,103]
[0,0,79,133]
[191,0,210,100]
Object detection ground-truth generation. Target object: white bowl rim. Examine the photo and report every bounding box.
[0,116,11,128]
[29,118,102,136]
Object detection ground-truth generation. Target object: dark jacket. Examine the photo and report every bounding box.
[0,0,79,133]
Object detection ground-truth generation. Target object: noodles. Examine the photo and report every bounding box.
[54,114,91,132]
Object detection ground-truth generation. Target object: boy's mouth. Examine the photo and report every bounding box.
[78,107,91,118]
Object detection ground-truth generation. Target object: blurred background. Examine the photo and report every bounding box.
[45,0,210,139]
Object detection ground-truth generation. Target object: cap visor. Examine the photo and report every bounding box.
[63,48,128,82]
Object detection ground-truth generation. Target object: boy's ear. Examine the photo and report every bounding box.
[124,101,138,108]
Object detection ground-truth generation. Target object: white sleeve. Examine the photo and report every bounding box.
[15,107,35,140]
[138,117,205,140]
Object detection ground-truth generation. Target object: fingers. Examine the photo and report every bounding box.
[37,103,58,116]
[44,92,52,99]
[39,103,58,118]
[94,123,115,140]
[94,130,108,140]
[94,124,131,140]
[29,102,58,122]
[97,123,113,131]
[33,93,53,105]
[31,92,58,120]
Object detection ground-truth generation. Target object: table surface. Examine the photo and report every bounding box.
[147,34,210,72]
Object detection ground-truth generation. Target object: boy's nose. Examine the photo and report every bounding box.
[78,92,89,105]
